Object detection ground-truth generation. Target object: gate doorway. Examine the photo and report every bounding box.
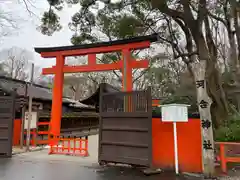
[34,34,157,166]
[98,86,152,166]
[0,95,15,158]
[34,34,158,139]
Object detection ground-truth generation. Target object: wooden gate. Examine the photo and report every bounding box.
[98,87,152,167]
[0,96,15,158]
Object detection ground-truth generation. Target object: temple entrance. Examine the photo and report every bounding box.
[34,34,157,166]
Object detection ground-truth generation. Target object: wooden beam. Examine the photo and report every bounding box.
[42,60,148,75]
[40,41,151,58]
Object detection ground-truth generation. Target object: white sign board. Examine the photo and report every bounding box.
[24,112,37,130]
[159,103,190,175]
[160,104,190,122]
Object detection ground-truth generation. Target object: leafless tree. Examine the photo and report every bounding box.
[19,0,38,16]
[0,0,38,41]
[0,8,18,38]
[0,47,33,81]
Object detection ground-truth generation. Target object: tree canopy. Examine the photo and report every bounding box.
[36,0,240,175]
[39,0,239,123]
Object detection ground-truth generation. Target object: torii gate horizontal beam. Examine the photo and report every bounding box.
[37,41,150,58]
[42,59,148,74]
[34,34,158,58]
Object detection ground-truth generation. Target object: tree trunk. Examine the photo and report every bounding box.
[74,84,81,100]
[206,60,228,127]
[226,1,239,76]
[191,60,215,176]
[231,1,240,63]
[10,58,14,78]
[228,31,238,71]
[203,17,229,127]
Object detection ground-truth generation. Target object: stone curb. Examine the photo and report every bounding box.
[12,147,45,155]
[182,172,219,179]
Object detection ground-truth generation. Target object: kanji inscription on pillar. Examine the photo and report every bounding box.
[196,80,205,88]
[202,119,212,129]
[203,140,213,150]
[199,100,208,108]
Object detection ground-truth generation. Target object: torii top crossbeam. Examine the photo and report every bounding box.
[35,34,157,56]
[34,34,158,137]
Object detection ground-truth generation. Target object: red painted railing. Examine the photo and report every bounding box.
[23,129,37,147]
[37,122,50,145]
[215,142,240,173]
[49,136,89,157]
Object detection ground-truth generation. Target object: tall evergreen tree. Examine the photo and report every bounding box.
[38,0,240,175]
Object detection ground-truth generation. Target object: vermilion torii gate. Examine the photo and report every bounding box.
[34,34,158,139]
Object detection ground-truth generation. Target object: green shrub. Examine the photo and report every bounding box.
[152,106,161,116]
[215,114,240,142]
[160,95,198,114]
[152,95,198,116]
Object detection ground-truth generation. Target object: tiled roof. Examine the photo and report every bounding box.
[80,83,165,106]
[0,76,53,100]
[0,76,27,95]
[0,76,95,109]
[80,83,120,106]
[62,98,95,108]
[0,76,71,103]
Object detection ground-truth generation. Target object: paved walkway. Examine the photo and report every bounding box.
[0,156,194,180]
[13,135,98,165]
[8,135,240,180]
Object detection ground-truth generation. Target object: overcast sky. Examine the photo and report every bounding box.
[1,0,80,68]
[1,0,163,76]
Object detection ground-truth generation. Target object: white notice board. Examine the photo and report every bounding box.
[159,103,190,175]
[160,104,189,122]
[24,112,37,130]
